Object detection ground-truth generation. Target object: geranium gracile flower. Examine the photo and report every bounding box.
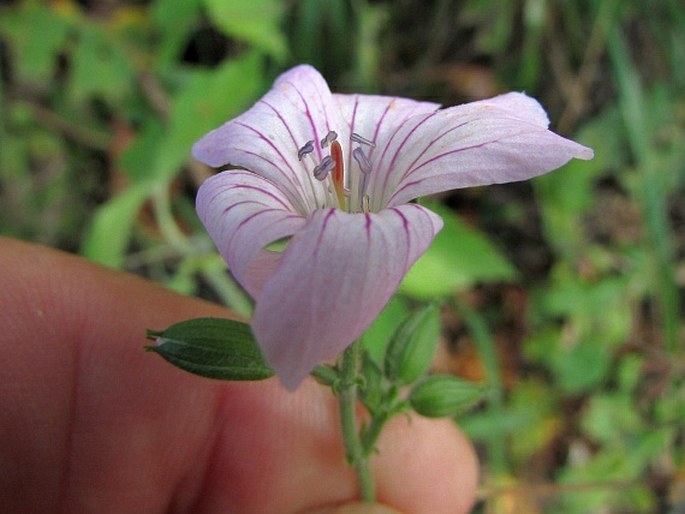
[193,65,593,389]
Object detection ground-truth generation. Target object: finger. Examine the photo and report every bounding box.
[0,238,477,514]
[302,502,402,513]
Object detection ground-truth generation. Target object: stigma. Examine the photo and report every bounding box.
[297,130,375,213]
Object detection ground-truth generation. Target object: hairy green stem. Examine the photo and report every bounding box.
[338,340,375,502]
[361,410,392,456]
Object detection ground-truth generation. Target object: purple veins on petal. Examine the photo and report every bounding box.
[250,204,444,389]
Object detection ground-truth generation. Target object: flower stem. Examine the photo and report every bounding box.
[338,339,375,502]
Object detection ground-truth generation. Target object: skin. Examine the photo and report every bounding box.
[0,237,478,514]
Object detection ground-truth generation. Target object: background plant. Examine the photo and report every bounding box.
[2,0,684,512]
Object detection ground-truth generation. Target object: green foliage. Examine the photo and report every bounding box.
[400,201,517,299]
[0,2,71,85]
[0,0,277,313]
[203,0,287,61]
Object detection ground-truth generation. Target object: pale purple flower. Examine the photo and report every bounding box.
[193,65,593,389]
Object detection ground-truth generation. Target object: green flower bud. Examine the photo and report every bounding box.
[384,304,440,385]
[311,364,339,387]
[360,352,384,412]
[409,375,486,418]
[146,317,273,381]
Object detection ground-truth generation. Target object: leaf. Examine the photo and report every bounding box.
[118,119,165,181]
[81,183,150,267]
[151,0,202,33]
[202,0,287,61]
[68,26,134,104]
[83,55,266,267]
[0,3,71,84]
[150,0,203,68]
[146,317,273,381]
[149,52,264,184]
[400,201,517,299]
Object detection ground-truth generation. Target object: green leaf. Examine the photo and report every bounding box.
[409,375,487,418]
[202,0,287,61]
[0,3,71,84]
[150,0,203,69]
[81,183,150,267]
[152,0,202,33]
[83,55,265,266]
[146,317,273,381]
[68,26,134,105]
[149,52,264,184]
[400,201,517,299]
[118,119,165,181]
[384,304,441,385]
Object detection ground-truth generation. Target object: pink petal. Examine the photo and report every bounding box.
[192,65,345,215]
[250,204,443,389]
[196,170,306,297]
[333,93,439,173]
[369,92,594,208]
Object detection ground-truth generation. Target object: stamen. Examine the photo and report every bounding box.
[352,147,372,175]
[320,130,338,148]
[298,140,315,161]
[353,147,373,209]
[351,132,376,147]
[313,156,336,181]
[362,194,370,213]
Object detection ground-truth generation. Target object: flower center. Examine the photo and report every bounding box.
[297,131,375,213]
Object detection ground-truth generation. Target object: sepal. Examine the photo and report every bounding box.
[384,304,441,385]
[146,317,273,381]
[409,375,487,418]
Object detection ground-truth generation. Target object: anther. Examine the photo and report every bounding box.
[320,130,338,148]
[352,147,372,175]
[313,156,336,181]
[351,132,376,147]
[298,140,315,161]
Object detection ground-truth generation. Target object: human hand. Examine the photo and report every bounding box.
[0,238,477,514]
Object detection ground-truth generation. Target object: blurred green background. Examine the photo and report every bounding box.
[1,0,684,512]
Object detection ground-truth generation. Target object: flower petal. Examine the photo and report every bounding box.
[196,169,306,297]
[192,65,345,214]
[333,93,440,208]
[250,203,443,389]
[368,92,594,208]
